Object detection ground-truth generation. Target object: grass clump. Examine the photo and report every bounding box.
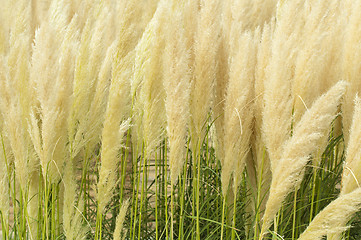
[2,0,361,240]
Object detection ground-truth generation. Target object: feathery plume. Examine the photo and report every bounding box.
[260,81,346,237]
[113,199,130,240]
[30,14,78,183]
[85,42,117,154]
[292,0,343,125]
[328,92,361,240]
[232,0,277,31]
[253,21,274,183]
[97,119,130,213]
[189,0,221,153]
[341,0,361,146]
[262,0,305,172]
[298,188,361,240]
[139,2,167,156]
[164,2,191,185]
[212,2,231,165]
[222,31,256,195]
[68,7,112,158]
[341,96,361,195]
[0,0,34,190]
[247,23,274,225]
[96,27,135,210]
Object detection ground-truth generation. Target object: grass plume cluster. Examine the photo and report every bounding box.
[1,0,361,240]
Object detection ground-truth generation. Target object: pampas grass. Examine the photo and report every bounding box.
[298,188,361,240]
[262,0,300,172]
[341,96,361,196]
[222,31,256,195]
[113,199,130,240]
[341,1,361,146]
[190,0,221,152]
[164,2,191,187]
[2,1,361,240]
[260,81,347,237]
[139,1,167,156]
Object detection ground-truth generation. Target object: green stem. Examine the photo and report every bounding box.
[292,189,298,240]
[309,167,317,223]
[95,208,103,240]
[131,145,141,240]
[170,184,174,240]
[37,171,43,240]
[179,139,190,240]
[220,195,227,240]
[51,184,56,240]
[196,141,201,240]
[57,183,60,237]
[137,145,147,240]
[42,178,49,240]
[205,132,210,236]
[254,148,266,240]
[164,140,169,240]
[231,185,238,240]
[0,211,8,240]
[0,134,10,240]
[155,150,159,240]
[120,129,132,204]
[192,148,196,240]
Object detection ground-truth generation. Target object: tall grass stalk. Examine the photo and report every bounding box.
[137,146,147,240]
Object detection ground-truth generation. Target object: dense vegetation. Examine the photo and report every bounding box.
[1,0,361,239]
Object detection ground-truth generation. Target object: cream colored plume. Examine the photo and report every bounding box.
[68,7,112,158]
[262,0,304,173]
[0,0,36,192]
[221,31,256,195]
[96,115,130,214]
[213,0,231,166]
[260,81,347,238]
[112,0,145,156]
[292,0,343,125]
[232,0,277,31]
[250,21,274,222]
[184,0,199,64]
[85,42,117,154]
[29,14,78,183]
[326,95,361,239]
[164,2,191,186]
[131,1,167,154]
[298,188,361,240]
[93,0,143,213]
[189,0,221,153]
[342,0,361,146]
[113,199,130,240]
[139,1,167,156]
[341,96,361,195]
